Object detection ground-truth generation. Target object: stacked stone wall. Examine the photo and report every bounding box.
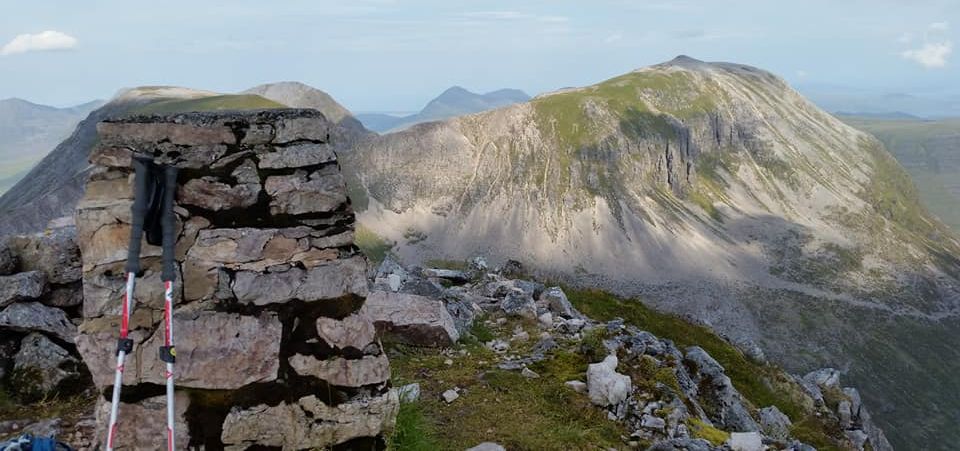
[74,110,396,449]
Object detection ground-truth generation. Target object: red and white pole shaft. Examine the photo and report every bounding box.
[106,272,136,451]
[159,164,179,451]
[163,280,175,451]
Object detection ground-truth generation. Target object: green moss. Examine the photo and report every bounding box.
[355,224,392,265]
[687,418,730,446]
[566,288,809,420]
[131,94,286,115]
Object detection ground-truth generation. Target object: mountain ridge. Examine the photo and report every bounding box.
[343,56,960,448]
[0,97,104,194]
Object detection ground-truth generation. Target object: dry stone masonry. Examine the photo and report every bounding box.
[73,110,397,449]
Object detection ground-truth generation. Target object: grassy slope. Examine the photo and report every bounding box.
[385,282,844,450]
[841,116,960,232]
[130,94,286,115]
[0,157,39,195]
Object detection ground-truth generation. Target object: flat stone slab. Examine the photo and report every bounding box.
[363,290,459,347]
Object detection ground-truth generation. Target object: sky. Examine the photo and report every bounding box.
[0,0,958,113]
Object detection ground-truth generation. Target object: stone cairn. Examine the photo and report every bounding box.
[73,110,397,449]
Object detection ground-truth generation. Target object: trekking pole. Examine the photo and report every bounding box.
[158,165,179,451]
[106,156,153,451]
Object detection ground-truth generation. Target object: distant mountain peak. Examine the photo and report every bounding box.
[357,86,531,133]
[667,54,704,65]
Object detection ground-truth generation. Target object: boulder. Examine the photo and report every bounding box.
[93,393,190,450]
[289,354,390,388]
[0,271,47,308]
[838,400,853,429]
[642,415,667,431]
[684,346,759,432]
[264,170,347,215]
[422,268,469,283]
[11,333,81,399]
[12,227,82,284]
[845,430,869,449]
[316,310,377,351]
[758,406,792,440]
[586,355,632,407]
[444,295,479,336]
[501,289,537,320]
[565,380,587,394]
[220,391,399,449]
[728,432,763,451]
[540,286,579,318]
[399,277,445,299]
[843,387,862,417]
[364,290,459,347]
[0,242,17,275]
[0,302,76,342]
[803,368,841,391]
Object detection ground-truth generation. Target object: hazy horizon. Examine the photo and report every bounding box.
[1,0,957,113]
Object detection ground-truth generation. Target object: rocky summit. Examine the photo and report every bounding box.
[344,56,960,447]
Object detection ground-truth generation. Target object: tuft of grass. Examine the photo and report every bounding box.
[790,415,844,451]
[578,327,610,364]
[464,318,496,344]
[687,418,730,446]
[565,287,809,420]
[388,401,438,451]
[355,224,393,265]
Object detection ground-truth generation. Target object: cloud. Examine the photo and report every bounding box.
[901,41,952,68]
[604,33,623,44]
[1,30,77,56]
[898,22,952,68]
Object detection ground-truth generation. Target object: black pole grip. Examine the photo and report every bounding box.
[160,165,179,282]
[125,156,153,274]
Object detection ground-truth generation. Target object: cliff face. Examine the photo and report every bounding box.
[344,56,960,448]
